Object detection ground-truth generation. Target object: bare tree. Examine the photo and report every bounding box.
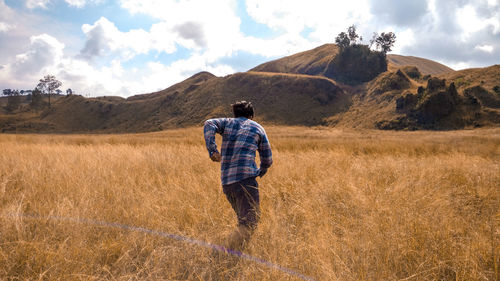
[369,32,378,49]
[347,25,362,45]
[375,32,396,54]
[336,25,363,50]
[36,75,62,108]
[335,32,350,50]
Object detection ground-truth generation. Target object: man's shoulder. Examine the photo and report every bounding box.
[205,117,230,123]
[247,120,267,134]
[215,117,266,133]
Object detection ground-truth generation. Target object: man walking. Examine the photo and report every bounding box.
[204,101,273,250]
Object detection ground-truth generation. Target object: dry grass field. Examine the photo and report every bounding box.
[0,126,499,280]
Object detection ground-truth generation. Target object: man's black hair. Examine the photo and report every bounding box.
[232,101,254,118]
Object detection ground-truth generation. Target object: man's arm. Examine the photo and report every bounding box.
[257,128,273,177]
[203,118,226,162]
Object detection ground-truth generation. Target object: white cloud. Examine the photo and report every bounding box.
[0,33,65,89]
[64,0,104,8]
[457,5,489,40]
[117,0,376,63]
[120,0,243,60]
[0,22,12,32]
[141,57,234,93]
[389,28,415,54]
[12,33,65,76]
[446,61,469,71]
[62,59,130,95]
[64,0,87,8]
[25,0,50,9]
[0,15,232,97]
[370,0,428,27]
[245,0,372,39]
[3,33,233,97]
[237,32,314,57]
[26,0,103,9]
[80,17,177,60]
[401,0,500,69]
[475,44,494,53]
[55,55,234,97]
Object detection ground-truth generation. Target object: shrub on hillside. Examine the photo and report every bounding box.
[6,91,21,112]
[415,84,458,124]
[370,69,411,95]
[401,66,421,80]
[396,92,418,113]
[30,89,46,111]
[464,86,500,108]
[426,77,446,92]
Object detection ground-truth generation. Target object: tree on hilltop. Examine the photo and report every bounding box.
[3,89,13,96]
[335,25,363,50]
[335,32,350,50]
[347,25,362,45]
[330,25,391,85]
[375,32,396,54]
[369,32,378,49]
[36,75,62,108]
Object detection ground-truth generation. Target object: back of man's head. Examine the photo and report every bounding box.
[232,101,254,119]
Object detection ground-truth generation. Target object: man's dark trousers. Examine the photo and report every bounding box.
[222,177,260,248]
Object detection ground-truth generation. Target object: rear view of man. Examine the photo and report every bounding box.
[204,101,273,250]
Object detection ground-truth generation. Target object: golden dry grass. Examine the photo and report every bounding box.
[0,126,499,280]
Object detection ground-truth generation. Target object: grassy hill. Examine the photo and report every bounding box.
[1,44,498,133]
[387,54,455,75]
[250,44,340,75]
[251,44,455,77]
[1,71,350,132]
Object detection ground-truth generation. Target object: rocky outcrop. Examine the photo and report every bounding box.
[464,86,500,109]
[401,66,422,80]
[379,78,484,130]
[370,69,411,96]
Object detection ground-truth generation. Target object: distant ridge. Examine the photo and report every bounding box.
[1,44,498,133]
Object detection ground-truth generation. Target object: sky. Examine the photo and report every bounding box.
[0,0,499,97]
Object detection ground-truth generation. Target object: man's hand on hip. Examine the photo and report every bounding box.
[210,152,221,162]
[258,168,268,178]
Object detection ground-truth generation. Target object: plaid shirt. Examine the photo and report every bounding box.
[204,117,273,185]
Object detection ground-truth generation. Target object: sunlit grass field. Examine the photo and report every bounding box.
[0,126,498,280]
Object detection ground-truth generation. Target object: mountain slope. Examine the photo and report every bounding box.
[251,43,455,77]
[387,54,454,75]
[1,71,351,132]
[250,44,339,75]
[1,45,498,133]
